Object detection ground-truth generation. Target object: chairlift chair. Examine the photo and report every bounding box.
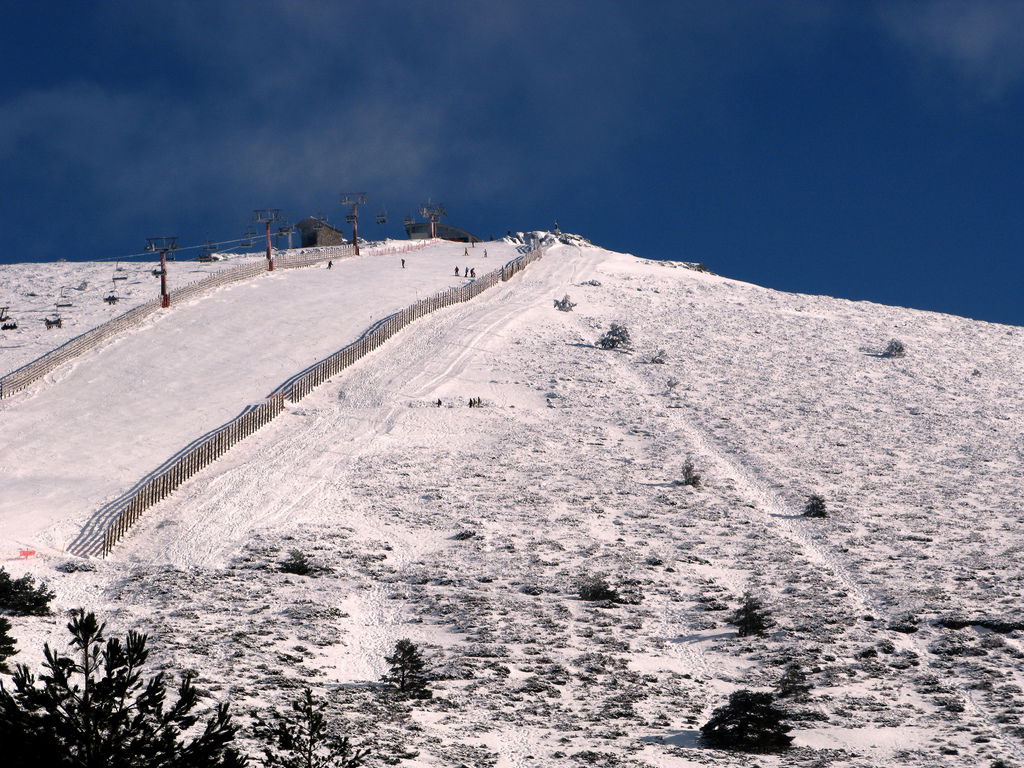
[104,278,120,304]
[376,209,387,225]
[56,288,74,309]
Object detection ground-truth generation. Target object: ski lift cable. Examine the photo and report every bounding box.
[93,235,257,265]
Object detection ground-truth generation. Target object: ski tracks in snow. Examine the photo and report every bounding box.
[117,245,597,567]
[609,355,1024,757]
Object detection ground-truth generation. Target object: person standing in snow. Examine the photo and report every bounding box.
[327,260,333,269]
[455,266,460,276]
[470,268,476,278]
[401,258,406,269]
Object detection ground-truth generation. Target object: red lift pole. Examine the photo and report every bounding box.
[253,209,284,270]
[340,193,367,256]
[146,237,178,308]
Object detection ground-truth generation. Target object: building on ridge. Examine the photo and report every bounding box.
[403,220,481,243]
[296,217,346,248]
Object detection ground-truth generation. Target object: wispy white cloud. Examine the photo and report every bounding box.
[878,0,1024,100]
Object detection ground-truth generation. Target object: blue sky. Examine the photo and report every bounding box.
[2,1,1022,324]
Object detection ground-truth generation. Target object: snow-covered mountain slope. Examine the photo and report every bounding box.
[3,241,1024,767]
[0,240,515,553]
[0,252,266,377]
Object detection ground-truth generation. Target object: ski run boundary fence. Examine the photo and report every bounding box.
[0,240,436,400]
[67,243,546,558]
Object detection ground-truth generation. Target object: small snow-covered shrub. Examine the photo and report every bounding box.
[888,612,920,633]
[882,339,906,358]
[676,458,702,488]
[577,576,620,602]
[54,559,97,573]
[553,294,577,312]
[803,494,827,518]
[596,323,631,350]
[279,549,322,576]
[581,279,602,287]
[649,349,668,364]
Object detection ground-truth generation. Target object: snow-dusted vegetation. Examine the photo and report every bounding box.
[2,239,1023,767]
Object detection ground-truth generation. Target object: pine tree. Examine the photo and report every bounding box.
[596,323,631,350]
[730,592,774,638]
[0,610,245,768]
[0,616,16,673]
[701,689,793,753]
[382,639,431,698]
[803,494,827,518]
[775,662,812,700]
[255,688,369,768]
[0,567,54,615]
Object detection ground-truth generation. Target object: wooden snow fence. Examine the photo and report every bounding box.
[77,245,545,558]
[0,239,444,400]
[90,394,285,558]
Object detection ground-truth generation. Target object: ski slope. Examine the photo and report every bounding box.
[0,240,515,554]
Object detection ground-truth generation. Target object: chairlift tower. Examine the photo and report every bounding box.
[419,202,447,239]
[146,237,178,308]
[340,193,367,255]
[253,209,284,270]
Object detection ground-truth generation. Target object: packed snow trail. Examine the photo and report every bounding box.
[112,243,597,567]
[0,241,521,554]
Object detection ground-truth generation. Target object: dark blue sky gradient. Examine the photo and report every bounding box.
[2,1,1022,324]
